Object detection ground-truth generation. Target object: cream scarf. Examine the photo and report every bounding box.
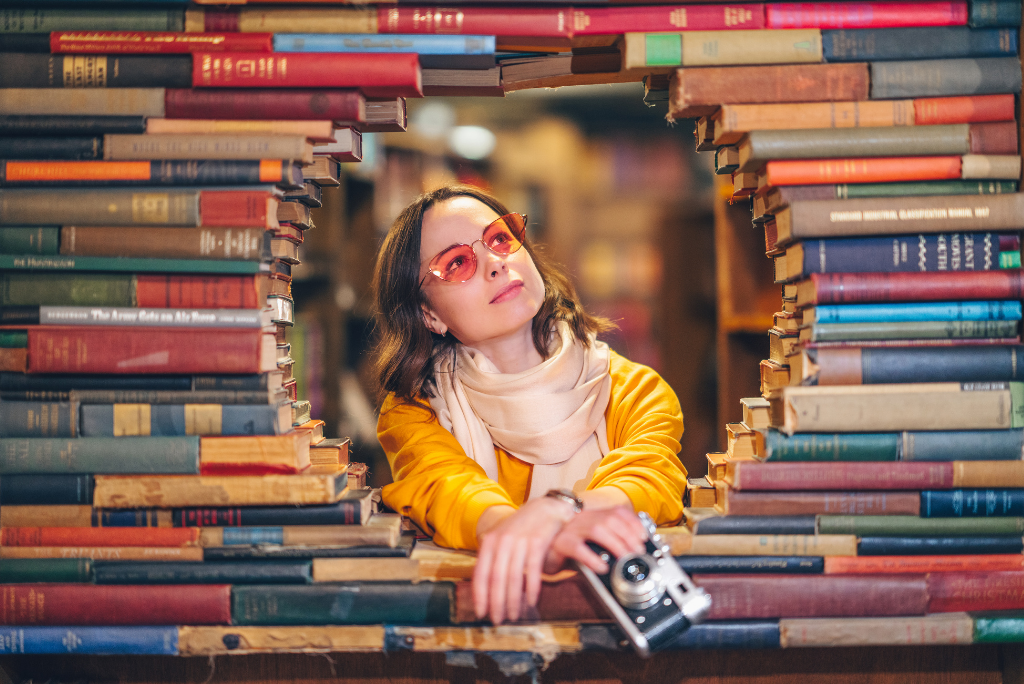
[428,322,612,500]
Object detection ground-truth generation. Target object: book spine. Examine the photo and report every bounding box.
[0,138,103,161]
[838,179,1018,197]
[676,556,824,574]
[0,9,185,33]
[779,614,974,646]
[26,327,266,374]
[52,31,273,54]
[192,53,422,98]
[968,0,1022,27]
[825,554,1024,573]
[693,515,817,535]
[0,474,93,505]
[573,5,764,34]
[195,7,378,33]
[231,583,453,625]
[762,430,900,461]
[0,506,171,528]
[0,273,135,307]
[746,125,972,164]
[858,536,1024,554]
[723,490,921,515]
[915,93,1017,124]
[806,271,1024,306]
[903,428,1024,461]
[767,2,967,29]
[815,345,1024,384]
[765,156,962,186]
[674,63,868,110]
[2,160,291,186]
[38,307,263,328]
[67,389,275,405]
[975,616,1024,643]
[819,514,1024,535]
[0,527,198,548]
[0,115,146,137]
[0,584,230,625]
[61,226,268,260]
[0,228,57,255]
[134,274,262,309]
[0,89,167,117]
[1,547,203,562]
[870,57,1022,98]
[0,55,192,89]
[0,254,261,275]
[272,33,495,54]
[696,574,930,619]
[579,621,781,650]
[198,189,274,229]
[0,402,77,437]
[0,436,199,475]
[0,625,178,654]
[80,404,283,437]
[729,461,954,490]
[811,300,1022,323]
[921,489,1024,516]
[969,120,1018,154]
[163,89,365,123]
[800,233,1012,275]
[380,6,570,37]
[103,135,308,163]
[0,558,92,583]
[685,534,857,556]
[648,29,824,69]
[928,571,1024,611]
[93,560,311,585]
[0,188,200,226]
[822,26,1016,60]
[174,502,365,527]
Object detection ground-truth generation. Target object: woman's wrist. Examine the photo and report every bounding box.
[475,504,516,540]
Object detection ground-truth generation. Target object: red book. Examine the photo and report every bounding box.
[199,189,277,229]
[379,6,573,37]
[800,270,1024,306]
[0,527,200,548]
[25,327,277,374]
[726,462,954,491]
[915,94,1016,125]
[825,555,1024,574]
[571,4,764,34]
[192,53,422,99]
[164,89,365,123]
[969,121,1018,155]
[763,156,961,187]
[0,584,230,625]
[51,31,273,54]
[719,489,922,516]
[766,2,967,28]
[695,574,929,619]
[928,572,1024,612]
[135,274,266,309]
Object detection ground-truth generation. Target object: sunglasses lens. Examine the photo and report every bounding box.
[430,244,477,282]
[483,214,525,255]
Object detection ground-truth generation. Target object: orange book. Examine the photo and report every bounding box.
[0,527,200,548]
[914,94,1016,125]
[0,547,204,561]
[762,156,962,188]
[824,555,1024,574]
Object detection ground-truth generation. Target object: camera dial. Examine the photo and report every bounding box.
[611,553,666,610]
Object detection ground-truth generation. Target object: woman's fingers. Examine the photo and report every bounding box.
[525,537,549,606]
[567,538,609,574]
[505,537,530,622]
[473,535,496,620]
[488,533,516,624]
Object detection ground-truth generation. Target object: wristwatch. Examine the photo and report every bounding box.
[545,488,584,514]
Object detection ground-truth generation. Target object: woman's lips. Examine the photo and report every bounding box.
[490,280,524,304]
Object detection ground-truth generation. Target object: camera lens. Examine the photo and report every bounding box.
[622,559,650,583]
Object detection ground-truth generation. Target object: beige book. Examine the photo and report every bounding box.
[185,7,377,33]
[686,477,717,509]
[103,134,314,164]
[302,157,341,186]
[676,533,857,556]
[712,100,916,146]
[623,29,822,70]
[0,546,203,561]
[94,464,349,508]
[146,119,337,142]
[178,626,385,656]
[0,505,173,528]
[706,452,728,482]
[780,613,974,647]
[741,397,771,429]
[313,557,422,582]
[201,512,401,548]
[961,154,1022,179]
[726,422,758,460]
[780,382,1019,434]
[0,88,165,117]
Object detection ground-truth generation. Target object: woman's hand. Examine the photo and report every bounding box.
[543,505,648,575]
[473,497,576,624]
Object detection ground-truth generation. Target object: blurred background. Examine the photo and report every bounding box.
[292,83,775,485]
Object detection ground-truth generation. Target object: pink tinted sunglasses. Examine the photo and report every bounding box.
[421,213,528,284]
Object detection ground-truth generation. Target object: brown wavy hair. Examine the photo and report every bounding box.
[370,185,613,403]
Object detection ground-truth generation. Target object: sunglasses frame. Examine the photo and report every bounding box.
[420,212,528,285]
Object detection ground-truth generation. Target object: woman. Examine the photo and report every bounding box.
[371,185,687,624]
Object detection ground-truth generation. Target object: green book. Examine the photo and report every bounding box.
[818,515,1024,536]
[0,558,92,583]
[0,254,263,275]
[0,331,26,348]
[0,227,59,255]
[802,319,1020,342]
[0,273,136,307]
[974,616,1024,643]
[0,188,200,226]
[835,180,1018,198]
[761,430,900,461]
[0,9,185,32]
[231,583,454,626]
[0,436,200,474]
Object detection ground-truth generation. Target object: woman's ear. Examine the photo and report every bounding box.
[420,303,448,337]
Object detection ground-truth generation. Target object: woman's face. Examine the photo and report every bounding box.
[418,196,545,347]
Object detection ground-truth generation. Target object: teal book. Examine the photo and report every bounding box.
[231,583,454,626]
[0,436,199,474]
[761,431,899,461]
[0,254,264,275]
[974,615,1024,643]
[0,558,92,583]
[0,401,77,437]
[806,300,1022,324]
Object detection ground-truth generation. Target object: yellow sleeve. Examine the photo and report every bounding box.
[588,351,688,526]
[378,393,518,550]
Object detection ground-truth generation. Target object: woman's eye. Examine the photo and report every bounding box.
[445,256,465,273]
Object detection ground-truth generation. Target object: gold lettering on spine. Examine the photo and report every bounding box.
[132,193,171,224]
[62,55,107,87]
[185,404,222,435]
[113,404,151,436]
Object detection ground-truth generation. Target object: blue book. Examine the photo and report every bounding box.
[0,626,177,654]
[579,622,781,650]
[969,0,1023,27]
[0,437,199,474]
[823,27,1017,61]
[858,536,1024,555]
[692,516,817,535]
[0,474,92,504]
[807,300,1022,324]
[80,403,291,437]
[274,34,495,54]
[902,428,1024,461]
[922,489,1024,517]
[794,232,1013,277]
[93,560,311,584]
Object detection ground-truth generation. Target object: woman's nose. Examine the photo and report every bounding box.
[480,246,508,279]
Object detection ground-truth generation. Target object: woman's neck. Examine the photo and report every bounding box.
[465,321,545,374]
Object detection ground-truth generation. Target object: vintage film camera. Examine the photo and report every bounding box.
[577,512,711,657]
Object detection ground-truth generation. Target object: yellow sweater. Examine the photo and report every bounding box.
[378,350,687,550]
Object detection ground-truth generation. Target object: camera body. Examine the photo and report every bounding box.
[577,512,712,657]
